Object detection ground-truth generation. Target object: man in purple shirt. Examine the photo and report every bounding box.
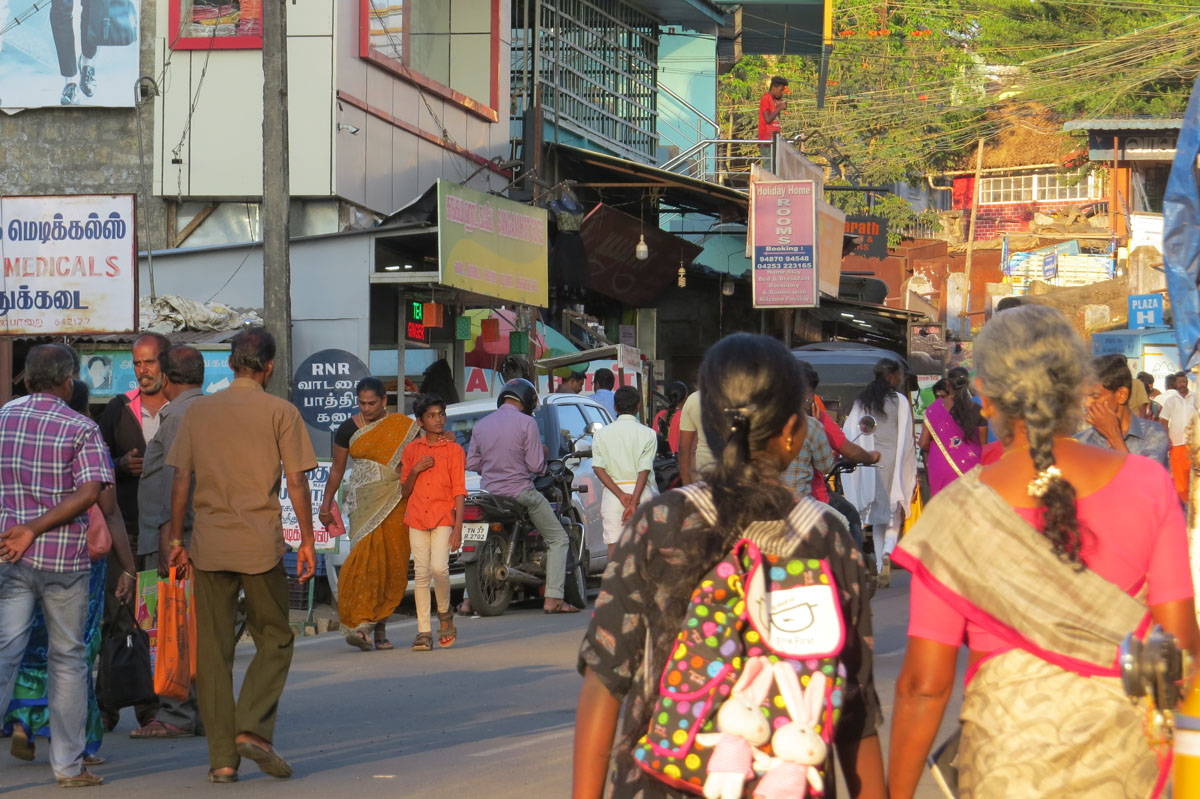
[466,379,579,613]
[0,344,116,787]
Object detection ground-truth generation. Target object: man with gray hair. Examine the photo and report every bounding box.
[134,345,206,738]
[0,344,116,787]
[165,328,317,782]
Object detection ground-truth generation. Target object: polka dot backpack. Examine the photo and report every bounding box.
[634,484,848,799]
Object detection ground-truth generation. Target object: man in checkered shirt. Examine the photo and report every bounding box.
[0,344,116,787]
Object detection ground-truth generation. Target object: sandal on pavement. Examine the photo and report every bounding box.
[83,754,106,767]
[345,628,372,652]
[543,601,581,614]
[437,611,457,648]
[10,727,34,761]
[235,740,292,779]
[130,720,189,739]
[208,769,238,784]
[373,622,394,651]
[412,631,433,651]
[456,602,474,617]
[56,770,103,788]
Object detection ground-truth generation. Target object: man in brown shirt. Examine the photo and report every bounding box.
[166,328,317,783]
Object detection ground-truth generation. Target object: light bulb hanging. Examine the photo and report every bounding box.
[635,235,649,260]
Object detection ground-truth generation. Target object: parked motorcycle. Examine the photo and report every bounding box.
[458,457,589,616]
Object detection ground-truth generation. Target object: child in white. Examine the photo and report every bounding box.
[592,386,658,560]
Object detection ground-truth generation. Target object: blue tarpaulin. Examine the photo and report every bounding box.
[1164,75,1200,369]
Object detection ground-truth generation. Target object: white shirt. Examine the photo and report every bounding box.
[592,414,657,484]
[1159,389,1190,446]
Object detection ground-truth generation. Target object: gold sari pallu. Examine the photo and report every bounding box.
[337,414,421,635]
[894,468,1163,799]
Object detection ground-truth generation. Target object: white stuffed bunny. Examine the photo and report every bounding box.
[753,662,829,799]
[695,655,775,799]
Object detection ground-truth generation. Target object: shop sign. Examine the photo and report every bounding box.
[1042,253,1058,280]
[0,195,137,335]
[845,215,888,260]
[405,299,429,345]
[437,180,548,307]
[78,347,235,398]
[751,180,818,308]
[280,460,341,553]
[292,349,371,434]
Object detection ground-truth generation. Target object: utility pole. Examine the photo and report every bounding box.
[262,1,292,399]
[960,139,984,339]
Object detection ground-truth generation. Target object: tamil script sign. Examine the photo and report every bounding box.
[0,2,141,110]
[437,180,549,307]
[280,461,341,553]
[292,349,371,435]
[78,347,235,398]
[0,194,136,335]
[751,180,818,308]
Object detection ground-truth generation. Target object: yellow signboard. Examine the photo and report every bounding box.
[437,180,549,307]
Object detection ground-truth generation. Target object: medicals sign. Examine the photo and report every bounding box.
[437,180,548,307]
[751,180,818,308]
[0,194,137,335]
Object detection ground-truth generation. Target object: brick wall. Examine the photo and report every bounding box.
[958,199,1093,242]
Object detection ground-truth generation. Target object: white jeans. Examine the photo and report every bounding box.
[876,503,903,569]
[409,526,452,633]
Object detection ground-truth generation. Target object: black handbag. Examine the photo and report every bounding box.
[87,0,138,48]
[96,603,157,710]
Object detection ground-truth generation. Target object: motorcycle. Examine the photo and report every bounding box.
[458,457,589,616]
[826,458,879,598]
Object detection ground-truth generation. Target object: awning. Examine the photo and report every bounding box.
[804,296,926,347]
[578,203,703,306]
[546,143,748,221]
[632,0,725,29]
[538,344,643,372]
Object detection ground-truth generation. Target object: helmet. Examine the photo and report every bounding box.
[497,378,538,415]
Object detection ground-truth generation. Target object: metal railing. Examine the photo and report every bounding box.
[660,139,775,189]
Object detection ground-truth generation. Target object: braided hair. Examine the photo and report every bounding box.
[699,334,808,532]
[947,366,984,443]
[975,305,1090,566]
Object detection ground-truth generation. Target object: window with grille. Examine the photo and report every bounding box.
[980,171,1096,205]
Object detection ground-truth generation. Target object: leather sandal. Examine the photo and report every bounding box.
[56,770,103,787]
[373,621,394,651]
[437,611,457,648]
[412,631,433,651]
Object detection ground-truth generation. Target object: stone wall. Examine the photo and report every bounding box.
[0,2,166,253]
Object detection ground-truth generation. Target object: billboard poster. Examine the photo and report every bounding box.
[280,461,341,553]
[0,194,136,335]
[77,347,236,398]
[437,180,549,307]
[0,1,141,109]
[751,180,818,308]
[845,215,888,260]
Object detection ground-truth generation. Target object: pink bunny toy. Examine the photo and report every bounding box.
[753,663,829,799]
[694,655,775,799]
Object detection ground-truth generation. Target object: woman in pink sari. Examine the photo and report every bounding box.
[918,367,985,496]
[889,306,1199,799]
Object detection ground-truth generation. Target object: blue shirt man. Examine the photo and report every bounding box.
[1075,354,1170,467]
[591,368,617,419]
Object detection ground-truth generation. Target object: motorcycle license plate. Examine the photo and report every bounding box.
[462,523,489,542]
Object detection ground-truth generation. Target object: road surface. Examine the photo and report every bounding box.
[0,573,961,797]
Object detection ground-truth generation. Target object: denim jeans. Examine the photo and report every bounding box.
[515,489,569,600]
[0,562,90,778]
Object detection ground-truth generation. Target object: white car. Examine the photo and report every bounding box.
[325,393,612,601]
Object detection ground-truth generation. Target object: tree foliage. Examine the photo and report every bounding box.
[720,0,1200,188]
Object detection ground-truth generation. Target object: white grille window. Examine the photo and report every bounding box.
[980,171,1096,204]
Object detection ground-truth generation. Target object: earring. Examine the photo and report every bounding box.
[980,406,991,419]
[786,436,793,451]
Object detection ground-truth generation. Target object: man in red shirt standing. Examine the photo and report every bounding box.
[758,76,788,168]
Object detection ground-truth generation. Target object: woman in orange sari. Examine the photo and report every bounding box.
[320,377,420,651]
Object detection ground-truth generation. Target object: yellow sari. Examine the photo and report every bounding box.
[338,413,420,635]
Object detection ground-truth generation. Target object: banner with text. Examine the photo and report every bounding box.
[280,461,339,553]
[0,194,136,335]
[751,180,818,308]
[437,180,548,307]
[77,347,235,398]
[0,2,141,110]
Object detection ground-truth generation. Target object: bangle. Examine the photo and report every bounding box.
[168,539,184,547]
[122,571,135,580]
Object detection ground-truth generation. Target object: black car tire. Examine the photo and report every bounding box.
[464,534,513,616]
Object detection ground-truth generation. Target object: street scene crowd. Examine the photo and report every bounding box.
[0,300,1195,798]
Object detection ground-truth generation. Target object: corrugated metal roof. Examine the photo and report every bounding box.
[20,330,242,345]
[1062,118,1184,132]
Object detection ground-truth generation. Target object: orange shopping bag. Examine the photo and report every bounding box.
[154,568,196,702]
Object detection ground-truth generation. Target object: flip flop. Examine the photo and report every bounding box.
[10,729,34,761]
[543,602,581,614]
[56,771,103,788]
[208,769,239,784]
[235,740,292,779]
[345,629,372,652]
[130,720,190,739]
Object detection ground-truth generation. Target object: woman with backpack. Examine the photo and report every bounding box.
[918,366,986,497]
[574,334,885,799]
[889,306,1199,799]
